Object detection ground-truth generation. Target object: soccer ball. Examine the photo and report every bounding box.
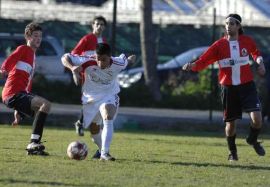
[67,141,88,160]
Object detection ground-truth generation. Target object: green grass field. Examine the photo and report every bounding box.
[0,125,269,187]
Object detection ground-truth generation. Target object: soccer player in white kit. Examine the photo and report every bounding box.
[62,43,135,161]
[71,16,107,138]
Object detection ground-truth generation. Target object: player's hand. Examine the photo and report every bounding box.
[127,55,136,64]
[71,66,82,86]
[0,69,7,79]
[182,62,194,71]
[12,110,20,127]
[257,62,266,76]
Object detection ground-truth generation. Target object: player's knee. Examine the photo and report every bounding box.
[225,122,236,136]
[41,99,51,113]
[101,105,116,120]
[90,123,100,134]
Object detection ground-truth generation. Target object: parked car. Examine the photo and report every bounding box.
[117,46,208,88]
[0,33,70,82]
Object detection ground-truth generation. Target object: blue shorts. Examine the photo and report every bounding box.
[4,92,35,117]
[221,81,261,122]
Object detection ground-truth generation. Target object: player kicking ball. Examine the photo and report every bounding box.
[0,22,51,156]
[62,43,135,161]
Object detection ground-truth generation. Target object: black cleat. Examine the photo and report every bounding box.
[228,152,238,161]
[246,139,265,156]
[26,142,48,156]
[27,150,49,156]
[92,150,101,159]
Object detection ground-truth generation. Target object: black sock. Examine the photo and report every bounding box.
[31,111,48,143]
[247,126,261,144]
[226,134,237,154]
[78,109,84,124]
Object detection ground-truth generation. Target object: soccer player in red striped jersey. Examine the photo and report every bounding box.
[0,22,51,156]
[183,14,266,161]
[72,16,107,56]
[71,16,107,159]
[62,43,136,161]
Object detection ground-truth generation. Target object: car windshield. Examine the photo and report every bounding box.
[0,38,57,57]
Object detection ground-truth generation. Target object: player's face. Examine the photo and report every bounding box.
[96,54,111,69]
[225,18,240,37]
[92,20,105,35]
[26,30,42,50]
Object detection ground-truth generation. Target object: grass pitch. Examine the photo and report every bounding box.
[0,125,269,187]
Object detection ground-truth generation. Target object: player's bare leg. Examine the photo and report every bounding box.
[100,104,117,161]
[12,110,21,127]
[26,96,51,156]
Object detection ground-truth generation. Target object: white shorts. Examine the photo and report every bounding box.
[83,94,119,128]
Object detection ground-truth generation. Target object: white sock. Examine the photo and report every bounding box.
[91,130,102,151]
[101,120,114,155]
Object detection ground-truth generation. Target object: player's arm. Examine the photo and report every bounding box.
[249,38,266,76]
[127,55,136,65]
[183,43,219,71]
[1,46,22,77]
[61,53,83,86]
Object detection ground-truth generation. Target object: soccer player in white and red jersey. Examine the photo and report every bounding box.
[183,14,266,161]
[62,43,136,161]
[0,22,51,155]
[71,16,107,159]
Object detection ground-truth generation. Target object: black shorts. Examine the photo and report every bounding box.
[221,81,261,122]
[4,92,35,117]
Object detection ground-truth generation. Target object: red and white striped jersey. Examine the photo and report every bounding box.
[67,53,128,104]
[1,45,35,101]
[71,33,106,56]
[192,35,261,85]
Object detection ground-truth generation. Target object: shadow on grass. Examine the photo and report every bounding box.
[116,129,270,140]
[0,178,112,187]
[171,161,270,171]
[118,158,270,171]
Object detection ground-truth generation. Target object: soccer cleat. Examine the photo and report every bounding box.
[74,120,84,136]
[26,142,48,156]
[26,142,45,151]
[246,139,266,156]
[228,152,238,161]
[100,153,116,161]
[27,150,49,156]
[92,150,101,159]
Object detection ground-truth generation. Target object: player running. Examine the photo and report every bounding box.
[71,16,107,159]
[0,22,51,156]
[62,43,136,161]
[183,14,266,161]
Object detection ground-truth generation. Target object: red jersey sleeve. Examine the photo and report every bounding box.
[1,45,24,73]
[244,36,261,61]
[192,41,220,72]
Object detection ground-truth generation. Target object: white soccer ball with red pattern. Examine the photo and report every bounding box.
[67,141,88,160]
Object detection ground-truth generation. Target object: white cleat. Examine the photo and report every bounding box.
[100,153,116,161]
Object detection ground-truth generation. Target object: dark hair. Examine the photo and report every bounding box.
[93,16,107,26]
[96,43,111,56]
[24,22,42,37]
[226,13,244,35]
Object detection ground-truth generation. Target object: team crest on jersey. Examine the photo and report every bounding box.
[241,48,248,56]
